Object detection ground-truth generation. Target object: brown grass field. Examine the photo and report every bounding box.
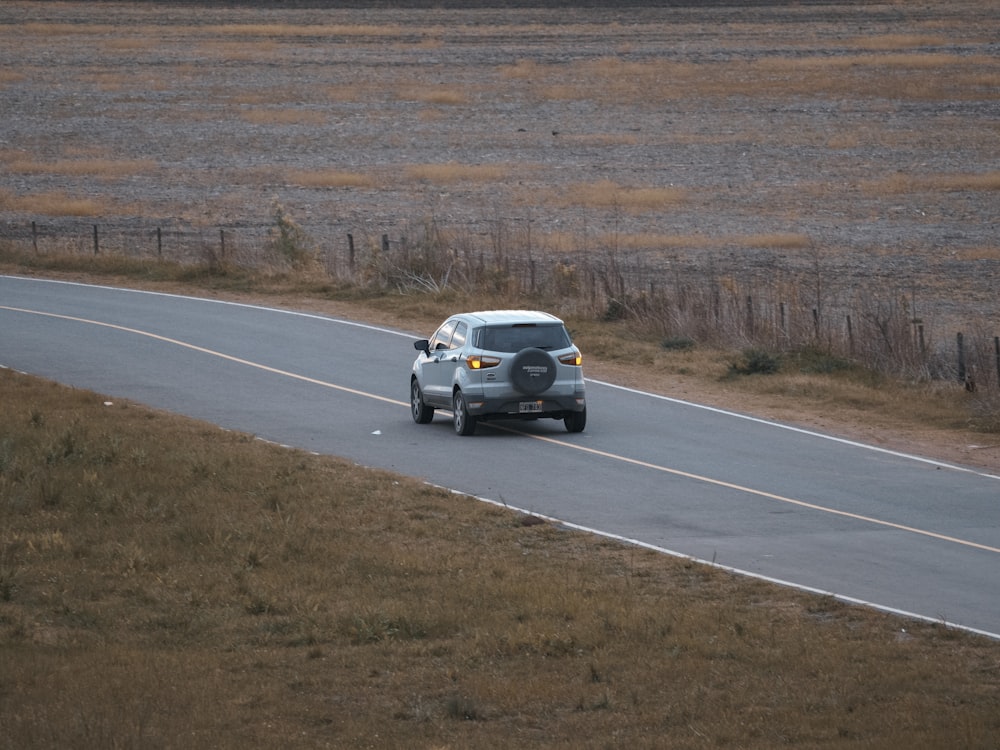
[1,1,1000,747]
[2,367,1000,749]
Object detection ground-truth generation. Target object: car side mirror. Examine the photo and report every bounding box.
[414,339,430,355]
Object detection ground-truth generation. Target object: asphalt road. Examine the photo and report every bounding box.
[3,275,999,638]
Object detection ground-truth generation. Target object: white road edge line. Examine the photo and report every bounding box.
[587,378,1000,481]
[429,482,1000,643]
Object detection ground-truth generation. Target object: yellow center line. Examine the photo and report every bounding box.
[7,304,998,557]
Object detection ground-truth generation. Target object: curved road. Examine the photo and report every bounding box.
[3,275,999,637]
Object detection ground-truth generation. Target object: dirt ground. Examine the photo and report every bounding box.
[1,1,998,471]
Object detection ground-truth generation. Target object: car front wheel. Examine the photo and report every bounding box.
[564,407,586,433]
[452,389,477,436]
[411,379,434,424]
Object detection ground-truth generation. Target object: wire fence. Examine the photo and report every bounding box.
[3,217,998,395]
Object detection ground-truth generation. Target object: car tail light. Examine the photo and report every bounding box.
[467,355,502,370]
[558,351,582,366]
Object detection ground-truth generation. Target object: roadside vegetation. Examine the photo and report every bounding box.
[2,368,999,748]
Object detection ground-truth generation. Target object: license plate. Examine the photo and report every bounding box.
[519,401,542,413]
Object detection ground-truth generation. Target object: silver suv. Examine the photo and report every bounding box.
[410,310,587,436]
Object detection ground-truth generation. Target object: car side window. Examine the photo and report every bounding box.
[450,322,468,350]
[429,319,458,351]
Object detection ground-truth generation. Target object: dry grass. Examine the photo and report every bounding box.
[0,189,111,217]
[863,171,1000,195]
[5,157,157,180]
[205,23,404,37]
[1,367,998,748]
[517,51,1000,105]
[403,162,510,184]
[238,109,328,126]
[558,180,687,212]
[286,169,377,189]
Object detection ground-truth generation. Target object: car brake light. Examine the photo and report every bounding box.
[558,352,582,366]
[467,355,502,369]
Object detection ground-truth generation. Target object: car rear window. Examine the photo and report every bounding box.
[479,324,571,353]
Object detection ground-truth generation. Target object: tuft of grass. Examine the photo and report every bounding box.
[728,348,782,376]
[661,336,696,351]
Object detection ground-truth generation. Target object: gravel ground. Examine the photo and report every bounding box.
[1,1,998,336]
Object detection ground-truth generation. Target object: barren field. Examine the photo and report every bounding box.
[1,0,998,337]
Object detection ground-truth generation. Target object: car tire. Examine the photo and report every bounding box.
[411,378,434,424]
[509,347,557,395]
[452,389,477,436]
[564,407,586,433]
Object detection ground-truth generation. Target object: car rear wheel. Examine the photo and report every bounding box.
[411,378,434,424]
[453,389,477,436]
[564,407,586,433]
[509,347,557,395]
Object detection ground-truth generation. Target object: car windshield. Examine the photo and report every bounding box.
[479,324,571,353]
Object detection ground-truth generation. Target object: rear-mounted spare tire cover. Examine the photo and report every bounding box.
[510,347,557,395]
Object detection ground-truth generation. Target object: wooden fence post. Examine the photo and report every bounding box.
[994,336,999,389]
[847,315,854,355]
[220,229,226,261]
[957,332,966,384]
[157,227,162,258]
[93,225,99,255]
[347,233,355,271]
[32,221,38,253]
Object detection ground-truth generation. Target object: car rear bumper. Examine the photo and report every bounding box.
[466,392,585,418]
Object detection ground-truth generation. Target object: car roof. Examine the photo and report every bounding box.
[460,310,562,326]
